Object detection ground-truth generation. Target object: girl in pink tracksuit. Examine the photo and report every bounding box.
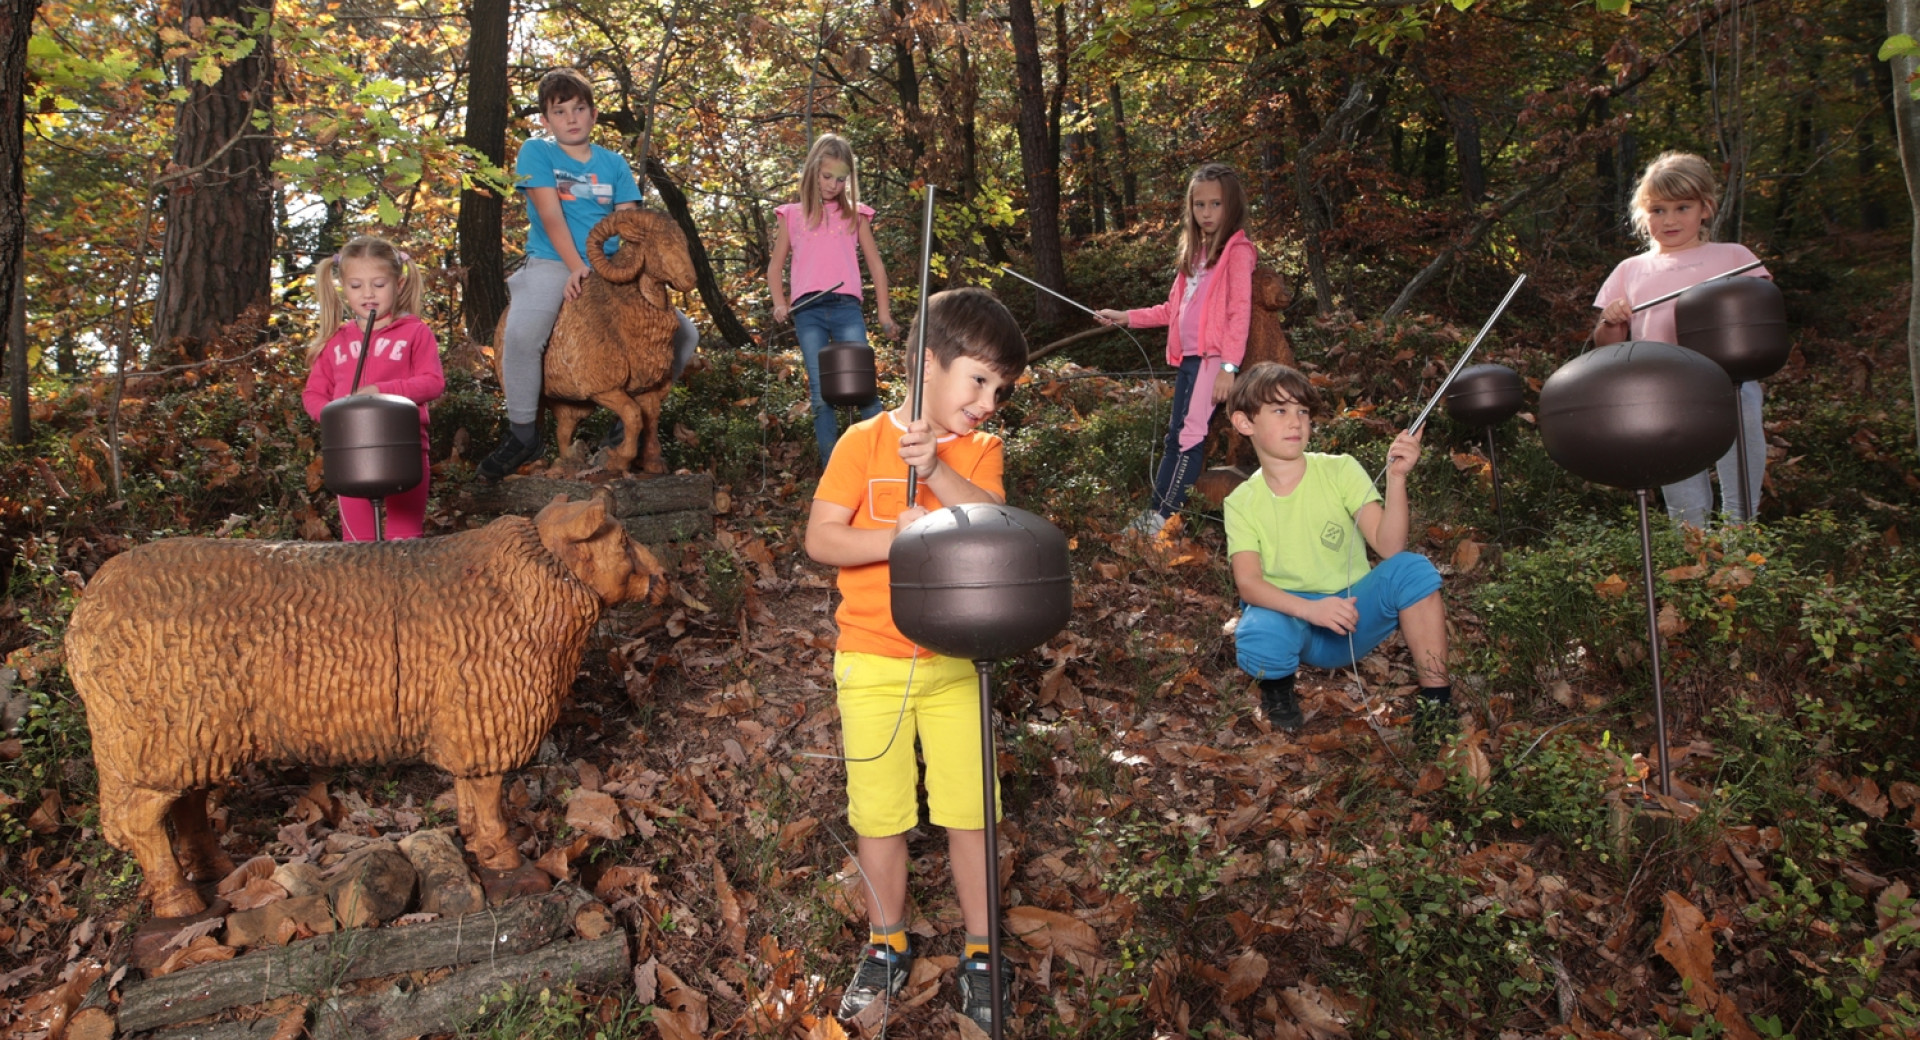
[302,236,445,540]
[1097,163,1256,537]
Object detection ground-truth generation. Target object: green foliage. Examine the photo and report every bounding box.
[1335,823,1550,1036]
[999,365,1163,532]
[1467,731,1630,864]
[461,983,653,1040]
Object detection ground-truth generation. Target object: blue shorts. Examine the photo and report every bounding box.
[1234,552,1443,679]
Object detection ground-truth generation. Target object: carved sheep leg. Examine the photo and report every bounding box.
[551,402,597,471]
[631,388,668,475]
[115,786,205,917]
[453,774,521,871]
[170,787,235,882]
[590,390,651,475]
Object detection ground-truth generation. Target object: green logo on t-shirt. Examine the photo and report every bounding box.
[1321,521,1345,551]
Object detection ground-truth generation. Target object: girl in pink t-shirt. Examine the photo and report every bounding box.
[768,134,899,466]
[1095,162,1257,538]
[1593,151,1771,527]
[302,236,445,541]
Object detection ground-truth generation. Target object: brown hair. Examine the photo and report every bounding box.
[1175,163,1250,277]
[907,287,1028,391]
[1629,151,1717,246]
[1227,362,1323,420]
[537,68,595,116]
[797,134,860,228]
[306,236,425,362]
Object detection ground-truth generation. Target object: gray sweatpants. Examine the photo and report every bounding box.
[1662,379,1765,527]
[501,257,699,425]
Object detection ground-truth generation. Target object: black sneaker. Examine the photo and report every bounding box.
[478,429,544,482]
[1260,678,1303,732]
[837,943,914,1021]
[956,953,1015,1033]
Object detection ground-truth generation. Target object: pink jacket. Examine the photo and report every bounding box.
[302,313,445,430]
[1126,230,1255,366]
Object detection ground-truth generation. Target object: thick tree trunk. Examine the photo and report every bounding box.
[458,0,509,344]
[1891,0,1920,456]
[887,0,926,164]
[153,0,276,360]
[1,0,37,445]
[644,157,752,348]
[1008,0,1065,323]
[8,264,24,445]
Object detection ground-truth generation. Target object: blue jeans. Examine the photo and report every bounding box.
[1234,552,1444,679]
[1149,356,1210,515]
[794,292,883,463]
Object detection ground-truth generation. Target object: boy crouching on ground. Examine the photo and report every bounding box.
[804,287,1027,1030]
[1222,362,1452,731]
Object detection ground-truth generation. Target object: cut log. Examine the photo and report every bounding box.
[324,847,417,929]
[308,933,628,1040]
[618,508,711,546]
[68,971,116,1040]
[469,473,714,522]
[117,884,597,1033]
[147,1020,288,1040]
[398,829,485,919]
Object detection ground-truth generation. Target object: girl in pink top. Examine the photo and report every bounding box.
[1594,152,1771,527]
[1096,163,1257,537]
[768,134,899,466]
[302,236,446,541]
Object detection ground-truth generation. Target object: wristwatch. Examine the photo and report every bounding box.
[1219,362,1239,374]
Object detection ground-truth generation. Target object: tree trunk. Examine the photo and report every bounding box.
[644,157,752,348]
[8,262,25,445]
[457,0,509,344]
[1008,0,1065,323]
[153,0,276,360]
[1890,0,1920,456]
[887,0,926,165]
[1108,82,1135,223]
[1,0,37,445]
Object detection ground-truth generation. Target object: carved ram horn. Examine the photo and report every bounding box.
[586,213,648,285]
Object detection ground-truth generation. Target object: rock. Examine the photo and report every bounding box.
[398,829,485,918]
[324,847,417,928]
[272,860,325,898]
[225,894,336,947]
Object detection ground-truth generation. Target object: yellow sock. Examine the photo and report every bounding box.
[870,926,909,954]
[964,935,990,960]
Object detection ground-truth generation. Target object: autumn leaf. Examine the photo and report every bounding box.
[713,863,746,954]
[1816,772,1889,819]
[566,789,631,840]
[1657,602,1688,638]
[1452,538,1482,574]
[1653,891,1760,1040]
[1220,949,1268,1004]
[217,855,278,896]
[1006,905,1100,956]
[1593,573,1630,599]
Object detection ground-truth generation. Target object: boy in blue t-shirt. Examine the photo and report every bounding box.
[1222,362,1451,732]
[480,68,700,480]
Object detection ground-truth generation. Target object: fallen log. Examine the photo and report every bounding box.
[118,884,597,1033]
[307,932,628,1040]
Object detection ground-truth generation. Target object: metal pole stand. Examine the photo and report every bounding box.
[1730,391,1754,524]
[1635,489,1673,798]
[1486,426,1506,542]
[373,498,387,542]
[974,659,1005,1040]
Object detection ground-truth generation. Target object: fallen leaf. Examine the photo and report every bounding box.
[155,935,237,976]
[1816,772,1889,819]
[1593,574,1629,600]
[1657,602,1688,638]
[1452,539,1482,575]
[1653,891,1759,1040]
[714,863,746,953]
[217,856,278,896]
[1279,983,1350,1039]
[1006,905,1100,956]
[1221,949,1268,1004]
[566,790,632,840]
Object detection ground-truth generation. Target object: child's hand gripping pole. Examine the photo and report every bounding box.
[348,305,378,393]
[905,184,937,509]
[1374,273,1527,484]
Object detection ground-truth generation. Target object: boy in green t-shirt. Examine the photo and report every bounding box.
[1222,362,1450,731]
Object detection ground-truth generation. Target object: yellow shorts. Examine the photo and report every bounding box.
[835,651,1002,836]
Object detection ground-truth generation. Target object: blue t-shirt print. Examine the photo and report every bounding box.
[554,168,614,206]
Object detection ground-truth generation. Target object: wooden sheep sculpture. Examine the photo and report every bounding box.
[1190,266,1297,506]
[495,208,698,476]
[65,495,664,918]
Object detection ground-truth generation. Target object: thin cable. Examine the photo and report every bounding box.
[825,822,903,1034]
[797,652,919,764]
[996,266,1170,526]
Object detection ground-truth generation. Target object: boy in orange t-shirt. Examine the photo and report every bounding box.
[805,287,1028,1031]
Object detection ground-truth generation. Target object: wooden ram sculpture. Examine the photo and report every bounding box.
[66,495,663,918]
[495,208,698,476]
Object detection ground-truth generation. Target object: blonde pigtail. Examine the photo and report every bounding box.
[393,253,425,320]
[308,255,343,363]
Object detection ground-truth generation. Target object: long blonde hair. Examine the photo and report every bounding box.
[1174,163,1249,277]
[1629,151,1718,247]
[306,236,424,362]
[797,134,859,228]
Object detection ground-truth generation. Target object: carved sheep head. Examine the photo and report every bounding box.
[585,209,698,311]
[535,493,666,607]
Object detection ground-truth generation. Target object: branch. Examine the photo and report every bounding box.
[1026,324,1129,364]
[1378,171,1558,321]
